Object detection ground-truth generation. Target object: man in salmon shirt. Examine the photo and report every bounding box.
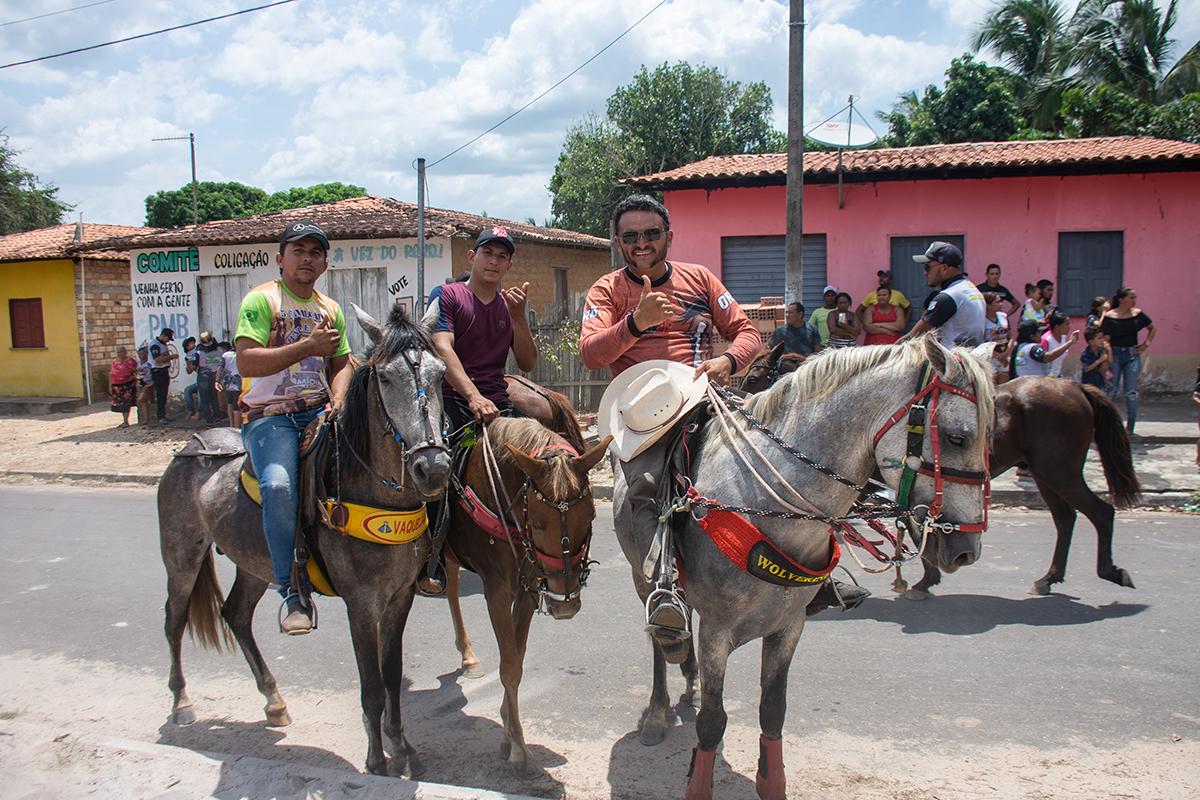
[581,195,867,659]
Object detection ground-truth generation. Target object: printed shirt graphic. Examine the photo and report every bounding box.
[234,279,351,421]
[579,261,762,378]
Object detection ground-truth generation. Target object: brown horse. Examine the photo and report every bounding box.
[740,344,1140,596]
[504,373,587,452]
[443,417,609,774]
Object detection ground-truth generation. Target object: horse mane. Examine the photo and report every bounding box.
[338,305,433,472]
[488,417,582,498]
[743,335,995,455]
[508,374,587,453]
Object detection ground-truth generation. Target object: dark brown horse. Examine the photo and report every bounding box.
[740,343,1140,596]
[443,417,609,774]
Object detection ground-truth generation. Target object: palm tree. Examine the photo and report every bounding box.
[971,0,1072,127]
[1069,0,1180,102]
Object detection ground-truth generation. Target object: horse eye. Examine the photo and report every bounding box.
[947,433,967,447]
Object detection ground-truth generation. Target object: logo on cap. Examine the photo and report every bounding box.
[492,226,509,238]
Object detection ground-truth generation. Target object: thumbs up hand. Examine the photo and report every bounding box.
[306,316,340,357]
[502,281,530,317]
[632,274,675,331]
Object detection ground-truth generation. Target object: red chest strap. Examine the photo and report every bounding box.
[697,508,841,587]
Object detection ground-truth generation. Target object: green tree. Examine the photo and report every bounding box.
[254,182,366,214]
[548,115,636,237]
[0,135,71,235]
[549,62,785,237]
[144,181,368,228]
[145,181,267,228]
[1062,82,1200,141]
[878,55,1022,146]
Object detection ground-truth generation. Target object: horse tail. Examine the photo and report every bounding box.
[1081,383,1141,508]
[546,388,587,454]
[187,547,235,652]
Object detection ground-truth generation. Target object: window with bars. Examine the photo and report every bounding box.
[9,298,45,349]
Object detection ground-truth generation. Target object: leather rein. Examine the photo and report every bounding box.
[470,426,594,611]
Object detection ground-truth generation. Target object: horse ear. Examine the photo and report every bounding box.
[767,340,785,367]
[351,303,383,345]
[574,436,612,474]
[922,333,949,375]
[970,341,995,363]
[505,443,550,482]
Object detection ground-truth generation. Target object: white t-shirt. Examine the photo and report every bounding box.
[1040,331,1065,378]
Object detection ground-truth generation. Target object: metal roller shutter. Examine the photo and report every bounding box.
[720,235,827,311]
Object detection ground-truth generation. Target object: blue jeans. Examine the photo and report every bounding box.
[184,382,200,414]
[243,407,324,597]
[1111,346,1141,427]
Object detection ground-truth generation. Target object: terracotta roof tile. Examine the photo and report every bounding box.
[78,196,609,253]
[625,136,1200,188]
[0,223,158,262]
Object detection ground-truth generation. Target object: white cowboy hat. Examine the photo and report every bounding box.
[598,360,710,462]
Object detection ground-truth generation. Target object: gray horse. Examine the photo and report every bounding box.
[614,336,994,800]
[158,304,451,777]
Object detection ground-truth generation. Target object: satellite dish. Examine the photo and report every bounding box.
[805,96,879,148]
[807,119,877,148]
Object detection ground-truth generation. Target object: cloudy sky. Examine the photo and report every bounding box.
[2,0,1197,229]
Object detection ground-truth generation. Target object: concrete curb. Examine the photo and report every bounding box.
[0,470,160,486]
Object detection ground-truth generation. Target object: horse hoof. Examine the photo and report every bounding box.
[901,589,930,601]
[639,720,667,746]
[170,707,195,726]
[1029,580,1052,596]
[461,662,486,680]
[1118,569,1135,589]
[508,752,536,777]
[265,707,292,727]
[365,759,388,777]
[405,753,426,779]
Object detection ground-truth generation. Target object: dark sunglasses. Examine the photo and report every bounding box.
[619,228,663,245]
[923,260,938,271]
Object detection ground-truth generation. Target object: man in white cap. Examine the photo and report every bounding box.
[583,195,865,659]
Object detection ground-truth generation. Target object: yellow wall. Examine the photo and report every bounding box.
[0,259,83,397]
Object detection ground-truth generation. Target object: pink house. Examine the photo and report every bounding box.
[627,137,1200,390]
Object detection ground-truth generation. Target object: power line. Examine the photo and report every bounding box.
[1,0,118,27]
[427,0,671,169]
[0,0,298,70]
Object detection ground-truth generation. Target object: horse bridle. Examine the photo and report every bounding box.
[335,348,449,494]
[479,432,595,611]
[379,349,450,467]
[871,361,990,534]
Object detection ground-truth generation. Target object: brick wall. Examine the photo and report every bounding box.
[448,237,614,318]
[74,257,135,398]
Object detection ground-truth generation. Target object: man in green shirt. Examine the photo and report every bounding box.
[236,220,353,635]
[808,285,838,345]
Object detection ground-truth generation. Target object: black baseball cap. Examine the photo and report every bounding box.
[913,241,963,268]
[279,219,330,252]
[473,225,515,255]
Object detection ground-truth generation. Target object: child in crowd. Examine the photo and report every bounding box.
[1079,328,1111,391]
[1039,310,1073,378]
[216,341,243,428]
[1020,282,1049,328]
[983,291,1011,379]
[136,343,155,425]
[1011,318,1078,379]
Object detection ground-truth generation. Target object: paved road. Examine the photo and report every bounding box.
[4,483,1197,747]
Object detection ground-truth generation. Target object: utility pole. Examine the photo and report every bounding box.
[784,0,805,305]
[151,133,199,225]
[416,157,426,317]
